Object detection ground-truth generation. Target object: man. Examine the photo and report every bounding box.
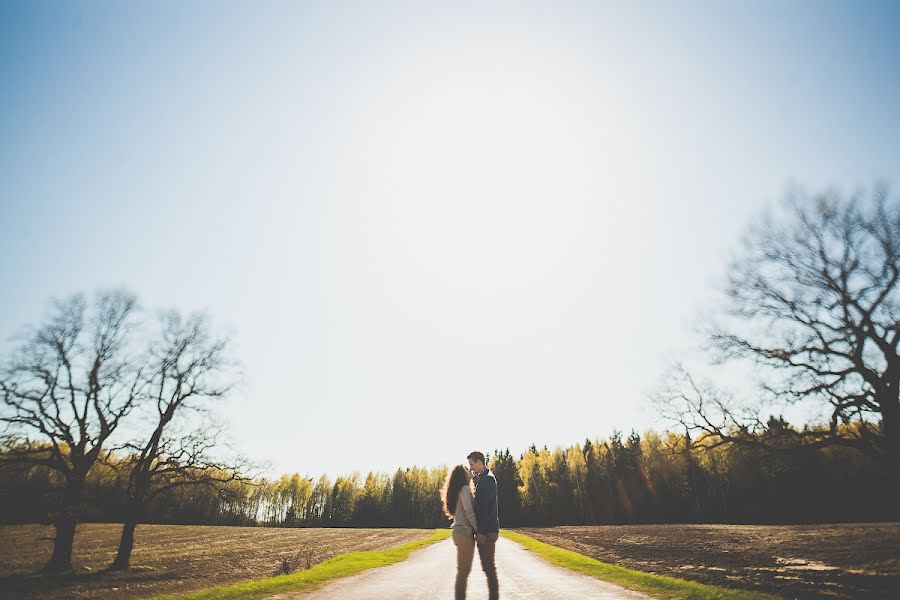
[468,450,499,600]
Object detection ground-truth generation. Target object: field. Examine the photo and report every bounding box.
[0,523,432,600]
[3,522,899,600]
[515,523,900,599]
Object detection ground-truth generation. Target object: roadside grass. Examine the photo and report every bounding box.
[149,528,451,600]
[502,530,782,600]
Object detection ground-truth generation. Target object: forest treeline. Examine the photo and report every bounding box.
[3,420,896,529]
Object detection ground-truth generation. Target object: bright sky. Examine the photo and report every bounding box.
[2,1,899,478]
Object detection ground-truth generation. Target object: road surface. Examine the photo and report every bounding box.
[273,536,653,600]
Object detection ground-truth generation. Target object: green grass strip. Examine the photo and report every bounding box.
[150,529,451,600]
[502,530,782,600]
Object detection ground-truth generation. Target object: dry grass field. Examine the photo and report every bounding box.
[0,523,432,600]
[516,523,900,599]
[4,522,898,600]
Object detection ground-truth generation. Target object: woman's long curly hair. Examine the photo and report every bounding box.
[441,464,472,519]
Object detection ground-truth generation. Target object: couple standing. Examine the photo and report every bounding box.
[442,450,500,600]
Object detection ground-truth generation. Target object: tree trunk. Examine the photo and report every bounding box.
[605,474,616,523]
[111,481,146,571]
[44,477,83,573]
[44,513,76,573]
[109,517,138,571]
[688,457,702,521]
[880,397,900,479]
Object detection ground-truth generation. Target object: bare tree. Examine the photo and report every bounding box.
[654,364,834,454]
[695,186,899,474]
[0,290,144,572]
[108,310,252,570]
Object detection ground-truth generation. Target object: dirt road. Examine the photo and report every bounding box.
[276,536,653,600]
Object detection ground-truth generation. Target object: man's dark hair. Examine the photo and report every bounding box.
[467,450,486,465]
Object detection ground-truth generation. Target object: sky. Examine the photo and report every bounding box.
[1,1,899,478]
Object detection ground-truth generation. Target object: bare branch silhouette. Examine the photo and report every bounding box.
[108,311,255,570]
[0,289,144,572]
[670,186,899,473]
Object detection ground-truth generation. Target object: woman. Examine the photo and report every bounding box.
[442,464,479,600]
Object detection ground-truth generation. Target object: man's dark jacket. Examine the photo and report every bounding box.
[473,467,500,533]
